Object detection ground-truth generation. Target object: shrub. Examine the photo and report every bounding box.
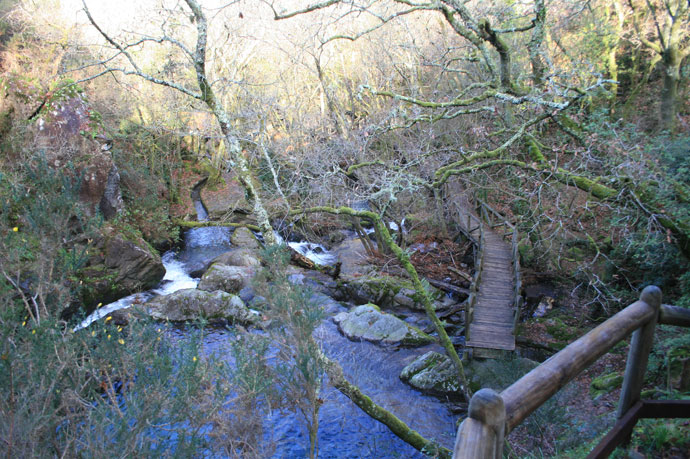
[0,310,234,457]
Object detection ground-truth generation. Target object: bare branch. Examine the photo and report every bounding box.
[81,0,203,99]
[320,5,436,44]
[270,0,342,20]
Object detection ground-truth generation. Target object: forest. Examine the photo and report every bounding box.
[0,0,689,457]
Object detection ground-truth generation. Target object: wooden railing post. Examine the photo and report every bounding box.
[453,389,506,459]
[617,285,662,419]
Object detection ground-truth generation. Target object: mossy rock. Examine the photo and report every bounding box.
[145,288,257,324]
[77,232,165,311]
[333,303,432,347]
[338,275,442,312]
[541,317,579,347]
[400,351,464,398]
[230,227,260,249]
[210,248,261,268]
[590,372,623,398]
[197,263,255,294]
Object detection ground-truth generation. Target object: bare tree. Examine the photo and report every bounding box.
[81,0,278,244]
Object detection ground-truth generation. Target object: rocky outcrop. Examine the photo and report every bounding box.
[103,236,165,289]
[79,233,165,309]
[2,77,123,219]
[197,264,255,294]
[145,288,257,324]
[400,351,463,397]
[333,304,432,346]
[99,164,124,219]
[201,171,253,220]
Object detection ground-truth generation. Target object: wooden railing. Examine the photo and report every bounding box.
[453,286,690,458]
[454,208,485,345]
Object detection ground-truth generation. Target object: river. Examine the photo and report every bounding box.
[78,223,459,457]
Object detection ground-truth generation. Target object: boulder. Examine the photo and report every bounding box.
[400,351,463,397]
[333,304,432,346]
[103,236,165,290]
[210,248,261,267]
[590,372,623,398]
[197,264,255,294]
[201,171,253,220]
[329,237,374,276]
[145,288,257,324]
[231,227,260,249]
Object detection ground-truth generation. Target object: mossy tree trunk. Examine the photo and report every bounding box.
[185,0,277,245]
[661,47,681,132]
[528,0,546,88]
[628,0,689,133]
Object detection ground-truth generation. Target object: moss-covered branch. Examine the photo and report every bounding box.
[365,86,496,109]
[319,350,451,458]
[173,219,261,232]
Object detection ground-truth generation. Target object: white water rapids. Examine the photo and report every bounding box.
[74,229,336,331]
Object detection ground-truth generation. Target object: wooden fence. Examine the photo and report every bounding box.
[453,286,690,458]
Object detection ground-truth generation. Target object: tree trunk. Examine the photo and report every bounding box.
[315,56,347,138]
[660,49,680,132]
[185,0,277,245]
[292,206,471,400]
[528,0,546,88]
[319,350,452,458]
[605,0,625,103]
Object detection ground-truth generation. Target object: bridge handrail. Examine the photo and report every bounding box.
[453,286,690,458]
[460,211,484,343]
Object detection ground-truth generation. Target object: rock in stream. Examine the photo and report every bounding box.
[145,288,257,324]
[333,304,432,346]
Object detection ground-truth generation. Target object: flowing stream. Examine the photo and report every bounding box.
[77,217,458,456]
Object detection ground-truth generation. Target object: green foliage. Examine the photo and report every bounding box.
[111,128,183,248]
[617,418,690,457]
[0,153,101,315]
[0,307,236,457]
[647,134,690,229]
[252,244,327,459]
[645,324,690,395]
[607,232,686,293]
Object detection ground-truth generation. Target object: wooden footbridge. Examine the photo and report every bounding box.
[454,196,522,359]
[449,197,690,457]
